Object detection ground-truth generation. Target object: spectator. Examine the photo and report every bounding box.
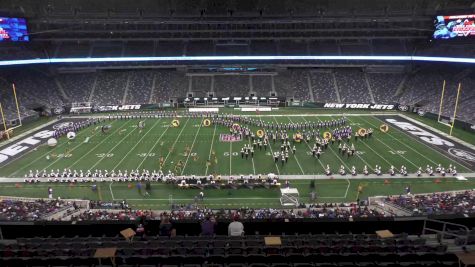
[201,215,216,236]
[136,223,145,237]
[228,216,244,236]
[159,215,174,236]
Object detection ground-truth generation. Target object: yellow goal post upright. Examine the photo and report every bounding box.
[437,80,462,136]
[449,83,462,136]
[0,83,23,139]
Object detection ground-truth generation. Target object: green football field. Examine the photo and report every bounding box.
[0,110,474,208]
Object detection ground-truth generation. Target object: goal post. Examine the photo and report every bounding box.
[449,83,462,136]
[437,80,446,124]
[11,83,22,127]
[0,83,23,139]
[437,80,462,136]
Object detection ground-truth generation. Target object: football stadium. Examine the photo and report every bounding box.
[1,0,475,266]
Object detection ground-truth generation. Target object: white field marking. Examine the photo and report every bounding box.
[89,122,140,169]
[109,181,115,200]
[8,122,109,176]
[400,113,475,151]
[120,196,348,201]
[374,135,419,168]
[181,120,203,175]
[247,134,256,175]
[229,140,232,176]
[376,115,472,172]
[346,118,394,167]
[327,115,375,172]
[352,117,419,168]
[258,114,280,175]
[162,118,190,168]
[112,119,161,171]
[344,178,351,198]
[360,116,440,166]
[72,120,136,170]
[0,119,59,149]
[291,122,326,171]
[280,116,305,175]
[69,113,395,120]
[205,124,217,176]
[136,119,170,169]
[302,116,350,171]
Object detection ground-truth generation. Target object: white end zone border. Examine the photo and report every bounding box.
[65,112,397,119]
[188,107,219,112]
[399,114,475,151]
[0,119,58,149]
[239,107,274,112]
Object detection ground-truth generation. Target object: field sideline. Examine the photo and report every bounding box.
[2,178,475,208]
[1,110,474,209]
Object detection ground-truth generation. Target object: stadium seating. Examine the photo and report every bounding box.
[386,191,475,216]
[0,232,457,267]
[1,68,475,123]
[334,70,372,103]
[309,71,338,103]
[125,71,155,104]
[0,199,73,221]
[366,73,403,104]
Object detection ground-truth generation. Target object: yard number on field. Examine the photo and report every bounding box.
[137,153,156,157]
[388,150,406,155]
[96,153,114,158]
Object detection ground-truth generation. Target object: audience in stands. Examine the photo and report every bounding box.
[228,216,245,236]
[201,215,217,236]
[159,215,175,236]
[0,199,70,221]
[386,190,475,216]
[3,191,475,222]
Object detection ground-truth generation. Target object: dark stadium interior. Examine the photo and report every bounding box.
[1,0,475,267]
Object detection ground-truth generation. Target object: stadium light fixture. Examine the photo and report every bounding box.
[0,55,474,66]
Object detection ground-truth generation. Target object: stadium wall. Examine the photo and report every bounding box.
[2,217,475,238]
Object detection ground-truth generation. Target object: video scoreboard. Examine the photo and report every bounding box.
[433,14,475,39]
[0,17,29,42]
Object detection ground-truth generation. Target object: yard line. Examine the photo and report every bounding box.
[344,178,351,198]
[136,120,170,169]
[302,116,350,171]
[352,117,419,168]
[258,114,280,175]
[97,183,103,201]
[345,117,395,168]
[67,120,135,170]
[281,116,305,175]
[109,181,115,200]
[229,141,232,175]
[367,116,472,172]
[327,115,375,171]
[112,119,161,171]
[181,120,203,175]
[162,118,190,170]
[9,122,110,176]
[247,137,256,175]
[88,121,141,170]
[205,124,217,176]
[290,120,326,171]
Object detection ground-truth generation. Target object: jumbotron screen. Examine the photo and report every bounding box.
[433,14,475,39]
[0,17,29,42]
